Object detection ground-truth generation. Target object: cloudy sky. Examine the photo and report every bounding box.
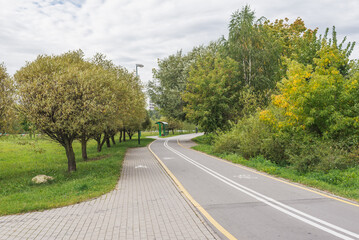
[1,0,358,83]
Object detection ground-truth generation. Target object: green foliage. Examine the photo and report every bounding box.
[264,17,320,66]
[15,51,119,171]
[149,41,225,123]
[0,63,15,133]
[16,51,116,143]
[226,5,282,92]
[261,40,359,145]
[183,53,241,132]
[192,133,216,145]
[148,50,190,121]
[15,50,147,171]
[141,111,152,130]
[213,114,269,159]
[286,138,356,173]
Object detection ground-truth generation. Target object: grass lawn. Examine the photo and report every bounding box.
[192,135,359,203]
[0,135,155,216]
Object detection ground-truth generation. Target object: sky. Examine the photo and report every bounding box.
[1,0,358,84]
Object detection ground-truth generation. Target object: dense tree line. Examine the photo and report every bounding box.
[149,5,358,172]
[1,50,147,172]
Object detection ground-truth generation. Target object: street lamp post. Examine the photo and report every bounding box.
[135,63,144,144]
[136,64,144,77]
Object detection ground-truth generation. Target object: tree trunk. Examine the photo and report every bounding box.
[106,136,111,148]
[123,129,126,142]
[111,135,116,145]
[64,138,76,172]
[97,140,102,152]
[98,132,108,151]
[81,137,88,161]
[127,130,133,140]
[119,130,122,143]
[94,134,102,152]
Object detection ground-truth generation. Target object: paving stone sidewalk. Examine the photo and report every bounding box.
[0,147,218,240]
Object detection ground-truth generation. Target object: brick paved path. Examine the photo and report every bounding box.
[0,147,218,240]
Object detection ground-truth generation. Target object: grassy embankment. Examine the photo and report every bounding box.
[192,135,359,202]
[0,135,155,216]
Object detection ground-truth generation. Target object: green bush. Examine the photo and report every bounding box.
[286,137,357,173]
[213,114,271,159]
[212,113,358,172]
[194,133,216,145]
[260,133,289,166]
[213,130,241,154]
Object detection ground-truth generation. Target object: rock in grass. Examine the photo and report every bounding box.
[32,175,54,184]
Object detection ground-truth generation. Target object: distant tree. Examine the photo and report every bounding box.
[166,117,183,134]
[148,50,189,121]
[148,109,161,121]
[0,63,14,133]
[122,71,146,140]
[141,110,152,130]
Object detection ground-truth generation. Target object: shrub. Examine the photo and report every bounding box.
[213,114,271,159]
[286,137,356,173]
[260,132,290,166]
[194,133,216,145]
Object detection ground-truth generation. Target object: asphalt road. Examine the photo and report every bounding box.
[149,134,359,240]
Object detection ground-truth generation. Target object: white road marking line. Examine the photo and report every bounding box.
[233,175,258,179]
[164,139,359,240]
[135,165,148,169]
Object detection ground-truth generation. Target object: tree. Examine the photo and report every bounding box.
[183,53,241,133]
[263,17,320,67]
[0,63,14,133]
[141,110,152,131]
[121,68,146,140]
[148,50,189,121]
[77,61,118,160]
[86,54,123,153]
[260,40,358,144]
[15,50,117,171]
[226,5,280,92]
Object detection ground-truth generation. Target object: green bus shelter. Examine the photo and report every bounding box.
[156,121,169,136]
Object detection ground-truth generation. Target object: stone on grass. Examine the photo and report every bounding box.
[32,175,54,184]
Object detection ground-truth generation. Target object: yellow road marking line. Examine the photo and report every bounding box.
[177,138,359,208]
[148,141,237,240]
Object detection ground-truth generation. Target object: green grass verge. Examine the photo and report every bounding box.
[0,135,154,216]
[192,135,359,202]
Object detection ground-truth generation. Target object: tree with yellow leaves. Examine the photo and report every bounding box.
[261,41,359,143]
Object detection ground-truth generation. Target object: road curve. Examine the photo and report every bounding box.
[149,134,359,240]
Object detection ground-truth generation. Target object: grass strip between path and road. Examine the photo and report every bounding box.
[0,135,155,216]
[192,135,359,203]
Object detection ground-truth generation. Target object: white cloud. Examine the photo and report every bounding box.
[0,0,358,83]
